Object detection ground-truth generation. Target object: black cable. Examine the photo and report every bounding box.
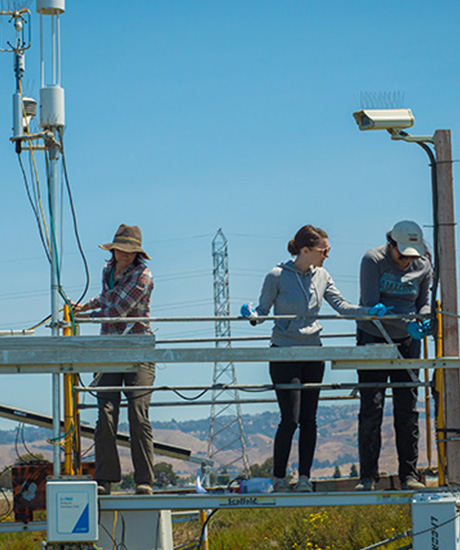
[99,522,118,548]
[172,388,209,401]
[20,422,43,463]
[197,509,219,550]
[118,511,127,550]
[58,128,91,306]
[43,146,79,333]
[17,153,51,263]
[399,133,439,325]
[27,312,52,331]
[14,424,23,463]
[358,529,411,550]
[80,442,95,460]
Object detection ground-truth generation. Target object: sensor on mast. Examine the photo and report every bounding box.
[37,0,65,128]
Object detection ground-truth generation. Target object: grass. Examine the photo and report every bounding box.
[0,498,45,550]
[173,505,412,550]
[0,497,411,550]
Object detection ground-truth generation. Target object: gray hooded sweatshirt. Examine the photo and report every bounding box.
[255,260,368,347]
[357,244,432,339]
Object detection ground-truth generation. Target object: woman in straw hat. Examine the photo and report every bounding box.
[73,224,155,495]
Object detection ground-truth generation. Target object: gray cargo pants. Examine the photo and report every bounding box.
[94,362,155,485]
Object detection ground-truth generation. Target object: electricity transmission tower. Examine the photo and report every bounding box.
[207,229,250,475]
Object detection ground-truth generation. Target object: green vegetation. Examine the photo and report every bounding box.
[0,503,411,549]
[249,457,273,478]
[173,505,411,550]
[153,462,178,488]
[0,532,45,550]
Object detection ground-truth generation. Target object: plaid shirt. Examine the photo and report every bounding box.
[87,259,154,335]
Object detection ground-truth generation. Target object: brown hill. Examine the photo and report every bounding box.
[0,404,436,480]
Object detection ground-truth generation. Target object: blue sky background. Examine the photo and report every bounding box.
[0,0,457,430]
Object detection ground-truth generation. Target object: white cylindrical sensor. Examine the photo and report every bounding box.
[40,86,65,128]
[13,93,23,138]
[36,0,65,14]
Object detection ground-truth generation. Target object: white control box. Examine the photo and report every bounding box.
[46,480,98,543]
[412,492,460,550]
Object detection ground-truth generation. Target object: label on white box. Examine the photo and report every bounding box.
[57,491,90,534]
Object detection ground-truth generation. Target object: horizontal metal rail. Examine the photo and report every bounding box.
[76,381,432,393]
[0,330,34,336]
[79,394,412,408]
[0,521,47,534]
[76,313,428,323]
[155,333,356,344]
[112,345,399,364]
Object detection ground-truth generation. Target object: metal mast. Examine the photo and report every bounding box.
[208,229,250,476]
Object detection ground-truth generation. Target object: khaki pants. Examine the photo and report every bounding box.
[94,362,155,484]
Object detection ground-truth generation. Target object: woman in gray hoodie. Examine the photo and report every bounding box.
[242,224,384,492]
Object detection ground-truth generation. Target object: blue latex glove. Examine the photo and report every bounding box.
[368,303,394,317]
[240,303,256,318]
[408,320,432,340]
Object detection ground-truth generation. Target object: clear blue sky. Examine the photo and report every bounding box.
[0,0,458,429]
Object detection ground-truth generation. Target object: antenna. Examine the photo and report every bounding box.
[0,7,32,143]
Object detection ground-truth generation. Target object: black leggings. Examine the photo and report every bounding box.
[269,360,325,478]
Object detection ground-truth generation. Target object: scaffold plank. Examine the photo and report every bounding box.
[0,339,399,373]
[130,345,400,363]
[0,335,156,372]
[98,490,413,511]
[332,358,460,370]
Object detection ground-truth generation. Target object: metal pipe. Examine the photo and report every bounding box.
[77,395,376,409]
[40,14,44,87]
[76,381,431,393]
[76,313,429,324]
[63,306,73,475]
[0,330,34,336]
[51,14,55,85]
[435,301,446,485]
[56,14,60,86]
[49,136,61,476]
[155,333,356,344]
[424,336,432,468]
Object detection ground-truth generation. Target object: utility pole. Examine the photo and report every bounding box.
[434,130,460,484]
[208,229,250,478]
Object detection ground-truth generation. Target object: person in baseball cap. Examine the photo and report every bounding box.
[355,220,432,492]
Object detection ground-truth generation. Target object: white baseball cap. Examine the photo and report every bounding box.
[390,220,425,256]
